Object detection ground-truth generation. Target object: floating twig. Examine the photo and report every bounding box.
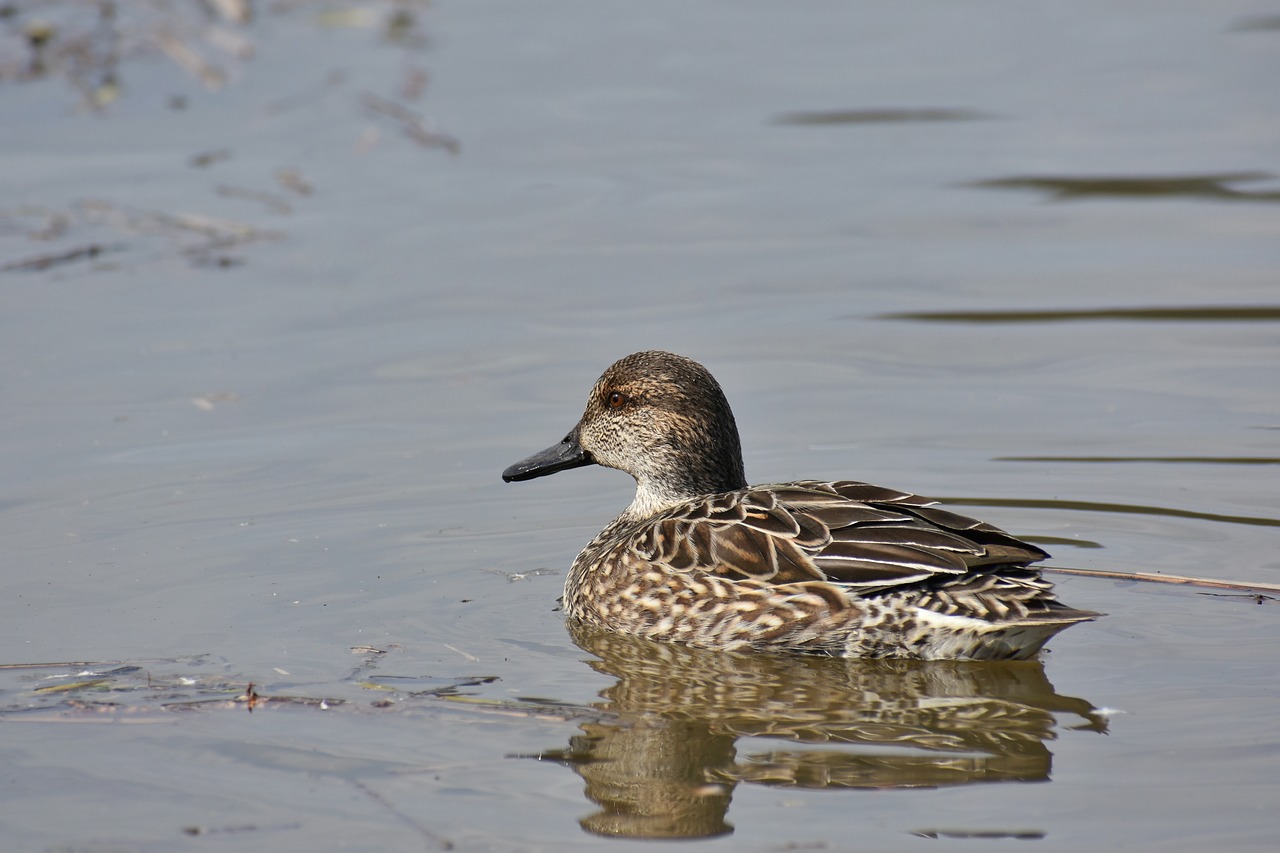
[33,680,109,694]
[0,243,121,272]
[1045,566,1280,594]
[1199,592,1276,604]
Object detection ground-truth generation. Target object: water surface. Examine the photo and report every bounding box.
[2,1,1278,849]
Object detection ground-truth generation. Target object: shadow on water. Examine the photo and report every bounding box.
[521,624,1104,841]
[964,171,1280,202]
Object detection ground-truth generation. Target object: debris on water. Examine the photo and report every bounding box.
[190,148,234,168]
[183,820,302,837]
[359,91,460,154]
[243,681,260,712]
[911,828,1046,840]
[33,679,109,694]
[156,25,226,89]
[1,4,451,275]
[360,675,498,697]
[1199,592,1277,605]
[275,168,314,196]
[0,243,122,273]
[0,653,505,721]
[488,568,558,583]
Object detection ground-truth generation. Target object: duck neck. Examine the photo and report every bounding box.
[622,454,747,522]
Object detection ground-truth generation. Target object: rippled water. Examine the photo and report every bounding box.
[2,1,1278,850]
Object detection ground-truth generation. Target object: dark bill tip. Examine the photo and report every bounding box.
[502,434,594,483]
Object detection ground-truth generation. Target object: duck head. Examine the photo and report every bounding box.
[503,351,748,518]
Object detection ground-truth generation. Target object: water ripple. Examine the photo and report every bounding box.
[964,171,1280,202]
[944,496,1280,529]
[773,108,992,125]
[878,305,1280,323]
[995,455,1280,466]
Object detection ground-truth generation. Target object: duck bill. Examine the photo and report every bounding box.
[502,433,594,482]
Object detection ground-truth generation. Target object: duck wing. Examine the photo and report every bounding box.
[632,480,1051,593]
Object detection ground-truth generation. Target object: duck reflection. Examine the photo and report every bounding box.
[533,623,1103,840]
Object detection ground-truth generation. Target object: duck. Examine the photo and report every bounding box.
[502,350,1098,660]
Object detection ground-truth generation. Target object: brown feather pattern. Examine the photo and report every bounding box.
[503,351,1100,660]
[564,477,1097,658]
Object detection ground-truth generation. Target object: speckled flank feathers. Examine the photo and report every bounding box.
[503,351,1098,660]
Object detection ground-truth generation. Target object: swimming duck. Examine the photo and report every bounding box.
[502,351,1097,660]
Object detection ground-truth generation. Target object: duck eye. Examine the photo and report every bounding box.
[606,391,628,409]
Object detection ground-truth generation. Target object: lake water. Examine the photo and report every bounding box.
[2,1,1278,850]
